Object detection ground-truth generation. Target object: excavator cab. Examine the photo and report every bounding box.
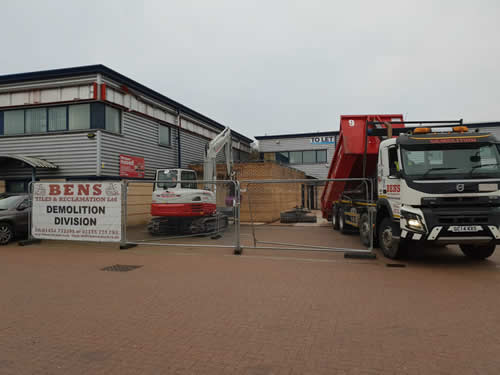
[149,127,233,235]
[154,169,198,191]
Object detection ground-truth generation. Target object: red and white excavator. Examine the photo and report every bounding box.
[148,127,234,235]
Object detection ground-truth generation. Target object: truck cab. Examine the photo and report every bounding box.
[376,128,500,259]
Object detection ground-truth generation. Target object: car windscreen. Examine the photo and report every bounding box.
[0,195,23,210]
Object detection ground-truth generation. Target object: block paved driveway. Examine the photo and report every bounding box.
[1,228,500,374]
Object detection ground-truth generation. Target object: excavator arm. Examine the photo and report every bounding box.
[203,127,234,190]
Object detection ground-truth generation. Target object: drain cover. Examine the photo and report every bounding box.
[386,263,406,268]
[101,264,142,272]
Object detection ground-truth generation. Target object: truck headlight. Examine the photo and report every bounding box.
[407,218,422,230]
[401,211,425,232]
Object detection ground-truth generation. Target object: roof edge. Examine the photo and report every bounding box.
[0,65,253,144]
[255,130,339,140]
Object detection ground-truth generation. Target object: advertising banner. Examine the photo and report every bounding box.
[120,155,145,178]
[32,182,122,242]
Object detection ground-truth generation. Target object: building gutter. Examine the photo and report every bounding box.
[177,112,182,168]
[96,130,102,177]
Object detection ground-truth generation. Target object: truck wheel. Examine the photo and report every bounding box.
[331,208,339,230]
[359,213,372,247]
[459,243,496,260]
[378,217,405,259]
[0,223,13,245]
[339,208,350,234]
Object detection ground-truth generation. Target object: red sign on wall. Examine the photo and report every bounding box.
[119,155,145,178]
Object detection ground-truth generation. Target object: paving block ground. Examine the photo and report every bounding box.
[1,225,499,374]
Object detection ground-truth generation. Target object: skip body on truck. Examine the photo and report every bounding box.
[321,115,500,259]
[148,127,235,235]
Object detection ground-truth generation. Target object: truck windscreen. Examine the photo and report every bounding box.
[401,143,500,179]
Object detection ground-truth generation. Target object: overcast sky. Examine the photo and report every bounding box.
[2,0,499,139]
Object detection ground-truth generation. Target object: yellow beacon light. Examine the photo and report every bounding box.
[413,127,431,134]
[453,126,469,133]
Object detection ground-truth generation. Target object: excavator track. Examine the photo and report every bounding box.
[148,213,228,236]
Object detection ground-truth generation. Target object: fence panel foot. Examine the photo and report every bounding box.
[344,252,377,260]
[120,243,138,250]
[18,239,41,246]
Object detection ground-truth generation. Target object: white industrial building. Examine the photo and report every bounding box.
[255,131,339,179]
[0,65,253,193]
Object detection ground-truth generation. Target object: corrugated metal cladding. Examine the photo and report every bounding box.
[179,129,209,168]
[289,163,331,180]
[179,130,205,168]
[0,133,97,178]
[258,135,338,179]
[258,136,337,153]
[179,130,243,168]
[100,112,233,179]
[100,112,178,179]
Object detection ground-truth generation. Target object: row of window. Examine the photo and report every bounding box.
[0,103,177,149]
[0,103,121,135]
[275,150,328,164]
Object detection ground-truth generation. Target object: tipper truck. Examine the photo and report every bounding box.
[321,114,500,259]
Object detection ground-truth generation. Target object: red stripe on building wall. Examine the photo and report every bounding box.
[100,83,107,101]
[92,82,98,99]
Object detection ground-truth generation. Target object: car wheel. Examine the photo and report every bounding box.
[378,217,406,259]
[0,223,13,245]
[460,243,496,260]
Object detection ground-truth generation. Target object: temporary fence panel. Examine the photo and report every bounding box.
[122,180,242,254]
[239,178,375,254]
[30,181,123,242]
[28,178,375,256]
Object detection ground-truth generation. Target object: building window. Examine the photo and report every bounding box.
[303,150,316,163]
[4,110,24,135]
[289,151,303,164]
[48,107,67,131]
[276,151,289,163]
[105,105,120,133]
[68,104,90,130]
[25,108,47,133]
[0,103,122,136]
[316,150,327,163]
[6,180,28,194]
[274,149,328,164]
[159,125,171,146]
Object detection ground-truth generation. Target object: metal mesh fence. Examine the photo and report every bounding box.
[25,178,375,256]
[238,178,374,253]
[123,179,242,253]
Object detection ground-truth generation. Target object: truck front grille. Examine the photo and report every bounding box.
[437,215,488,225]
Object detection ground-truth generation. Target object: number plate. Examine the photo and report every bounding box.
[447,226,483,233]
